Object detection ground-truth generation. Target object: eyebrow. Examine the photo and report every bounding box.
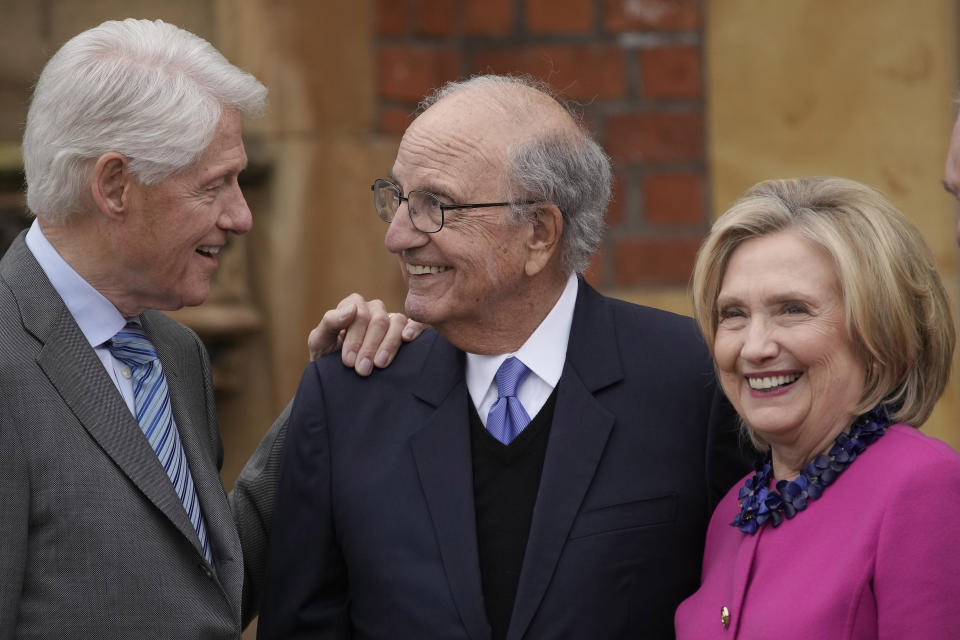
[714,294,742,309]
[386,173,458,202]
[201,162,245,185]
[210,157,248,176]
[716,291,816,306]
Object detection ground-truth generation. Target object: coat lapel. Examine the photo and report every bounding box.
[409,334,492,640]
[507,280,624,640]
[4,236,209,564]
[729,526,762,635]
[144,313,241,593]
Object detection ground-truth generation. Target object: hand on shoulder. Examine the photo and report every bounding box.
[307,293,427,375]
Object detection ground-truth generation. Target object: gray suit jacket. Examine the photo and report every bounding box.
[0,232,285,638]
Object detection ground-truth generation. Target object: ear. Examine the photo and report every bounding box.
[90,152,132,220]
[524,204,564,277]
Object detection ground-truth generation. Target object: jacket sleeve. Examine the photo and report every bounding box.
[256,363,350,639]
[0,417,27,639]
[875,444,960,638]
[229,401,289,627]
[188,323,290,628]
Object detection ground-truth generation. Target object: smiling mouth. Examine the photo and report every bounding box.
[747,373,802,390]
[196,246,221,258]
[406,264,450,275]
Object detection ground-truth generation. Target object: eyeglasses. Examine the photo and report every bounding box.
[371,178,538,234]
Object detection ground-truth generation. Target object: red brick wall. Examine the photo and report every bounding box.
[374,0,707,288]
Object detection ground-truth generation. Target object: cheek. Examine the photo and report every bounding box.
[712,331,739,374]
[449,228,522,281]
[712,336,740,398]
[717,367,742,401]
[812,348,865,396]
[482,246,522,285]
[801,326,856,373]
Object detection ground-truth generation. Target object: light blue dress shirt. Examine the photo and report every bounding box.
[25,220,138,414]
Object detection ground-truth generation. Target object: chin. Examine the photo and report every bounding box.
[177,286,212,309]
[403,295,437,325]
[405,308,434,326]
[748,418,804,442]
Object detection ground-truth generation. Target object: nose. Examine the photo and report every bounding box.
[384,201,428,254]
[740,316,779,363]
[218,182,253,235]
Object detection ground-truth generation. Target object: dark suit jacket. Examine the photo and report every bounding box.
[258,280,748,639]
[0,233,284,638]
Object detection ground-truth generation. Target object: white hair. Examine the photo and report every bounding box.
[23,18,267,221]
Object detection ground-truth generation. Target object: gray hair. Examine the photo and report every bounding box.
[23,18,267,221]
[419,75,611,274]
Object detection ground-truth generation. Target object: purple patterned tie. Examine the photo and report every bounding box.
[486,357,532,445]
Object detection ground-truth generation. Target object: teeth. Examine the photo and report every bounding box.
[406,264,449,275]
[748,373,801,390]
[197,246,221,256]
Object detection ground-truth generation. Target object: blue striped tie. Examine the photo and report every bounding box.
[486,357,532,445]
[108,324,213,565]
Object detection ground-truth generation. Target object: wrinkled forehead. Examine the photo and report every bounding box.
[394,97,512,196]
[408,90,517,153]
[395,84,570,195]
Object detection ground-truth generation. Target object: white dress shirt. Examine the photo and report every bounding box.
[466,272,578,425]
[26,220,138,415]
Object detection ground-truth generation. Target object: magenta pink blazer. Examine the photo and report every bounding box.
[676,425,960,639]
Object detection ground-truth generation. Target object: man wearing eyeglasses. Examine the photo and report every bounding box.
[259,75,749,640]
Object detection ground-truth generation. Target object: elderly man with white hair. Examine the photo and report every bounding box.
[0,18,404,638]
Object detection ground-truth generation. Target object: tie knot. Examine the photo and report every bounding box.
[494,357,530,399]
[107,324,158,367]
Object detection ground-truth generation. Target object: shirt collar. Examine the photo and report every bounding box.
[25,220,128,347]
[466,272,578,401]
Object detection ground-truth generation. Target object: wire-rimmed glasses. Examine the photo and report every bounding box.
[371,178,538,233]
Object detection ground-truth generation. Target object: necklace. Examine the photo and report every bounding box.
[731,407,891,535]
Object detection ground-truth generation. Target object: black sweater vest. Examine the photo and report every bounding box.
[469,388,558,640]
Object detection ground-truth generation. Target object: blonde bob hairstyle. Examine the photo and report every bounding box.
[692,176,954,434]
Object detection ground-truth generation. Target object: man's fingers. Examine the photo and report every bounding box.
[308,304,357,361]
[401,318,427,342]
[348,300,390,376]
[369,313,409,370]
[307,294,423,376]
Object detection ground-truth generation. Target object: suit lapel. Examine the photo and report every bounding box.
[507,280,624,640]
[144,313,241,589]
[3,237,208,562]
[409,334,492,640]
